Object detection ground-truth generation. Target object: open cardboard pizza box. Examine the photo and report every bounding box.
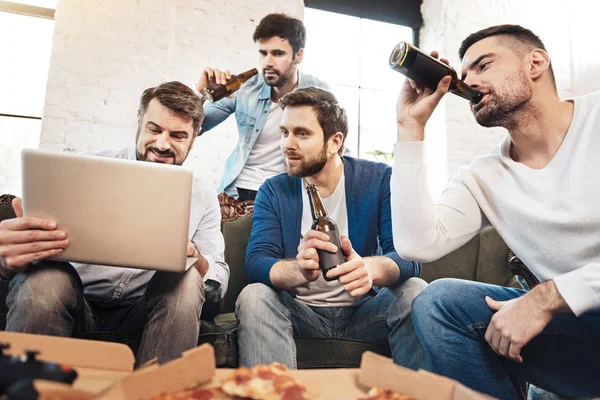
[0,332,494,399]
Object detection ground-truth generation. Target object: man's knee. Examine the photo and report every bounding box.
[412,278,488,330]
[391,277,428,306]
[235,283,279,318]
[7,261,80,313]
[157,268,205,314]
[384,277,428,328]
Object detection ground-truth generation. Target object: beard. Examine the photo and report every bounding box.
[263,59,296,88]
[135,125,189,165]
[472,69,535,130]
[136,146,179,164]
[285,146,328,178]
[263,68,290,88]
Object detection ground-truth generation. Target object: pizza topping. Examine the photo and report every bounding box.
[151,364,415,400]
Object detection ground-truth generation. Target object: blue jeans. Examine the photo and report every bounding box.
[235,278,429,369]
[6,260,205,367]
[412,278,600,400]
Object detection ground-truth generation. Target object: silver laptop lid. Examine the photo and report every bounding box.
[21,148,193,271]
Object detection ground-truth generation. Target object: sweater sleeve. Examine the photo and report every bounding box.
[245,182,284,287]
[391,141,485,263]
[199,96,236,135]
[378,166,421,282]
[553,264,600,316]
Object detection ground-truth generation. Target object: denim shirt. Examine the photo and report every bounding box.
[200,70,330,198]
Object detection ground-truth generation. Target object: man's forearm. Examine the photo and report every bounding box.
[397,122,425,142]
[269,259,310,290]
[193,254,209,277]
[529,280,572,315]
[365,256,400,287]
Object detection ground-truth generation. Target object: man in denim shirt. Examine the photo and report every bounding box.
[196,13,329,201]
[0,82,228,367]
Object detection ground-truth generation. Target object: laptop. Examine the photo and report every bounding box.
[21,148,197,272]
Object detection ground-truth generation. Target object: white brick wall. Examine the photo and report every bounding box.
[419,0,599,195]
[29,0,598,196]
[40,0,304,189]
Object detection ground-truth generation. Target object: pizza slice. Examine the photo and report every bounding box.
[221,363,316,400]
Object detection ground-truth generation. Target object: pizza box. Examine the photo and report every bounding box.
[0,331,494,399]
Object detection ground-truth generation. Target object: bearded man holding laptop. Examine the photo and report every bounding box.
[0,81,228,367]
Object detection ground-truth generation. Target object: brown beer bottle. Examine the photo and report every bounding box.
[389,42,483,104]
[204,68,258,103]
[306,184,346,281]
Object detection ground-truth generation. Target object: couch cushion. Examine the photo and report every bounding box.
[220,215,253,314]
[198,312,239,367]
[198,312,392,369]
[296,337,391,368]
[421,234,480,283]
[475,226,516,287]
[421,226,518,287]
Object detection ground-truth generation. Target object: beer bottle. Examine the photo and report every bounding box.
[204,68,258,102]
[508,255,541,291]
[306,184,346,281]
[389,42,483,104]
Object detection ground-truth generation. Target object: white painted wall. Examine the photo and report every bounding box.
[39,0,303,190]
[419,0,599,195]
[2,0,598,197]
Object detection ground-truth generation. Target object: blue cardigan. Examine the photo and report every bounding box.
[245,156,421,288]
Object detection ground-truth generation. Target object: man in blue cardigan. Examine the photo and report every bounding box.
[236,87,428,369]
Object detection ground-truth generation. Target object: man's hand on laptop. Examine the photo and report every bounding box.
[0,198,69,277]
[187,241,208,277]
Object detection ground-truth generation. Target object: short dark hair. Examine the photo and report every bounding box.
[139,81,204,134]
[459,25,555,86]
[279,87,348,156]
[253,13,306,55]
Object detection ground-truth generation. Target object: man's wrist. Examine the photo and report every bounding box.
[193,253,209,277]
[529,280,571,315]
[396,122,425,142]
[192,84,207,102]
[364,256,400,287]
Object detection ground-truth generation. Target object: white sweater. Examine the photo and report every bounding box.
[391,91,600,316]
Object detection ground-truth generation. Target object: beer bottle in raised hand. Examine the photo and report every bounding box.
[204,68,258,103]
[306,184,346,281]
[389,41,483,104]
